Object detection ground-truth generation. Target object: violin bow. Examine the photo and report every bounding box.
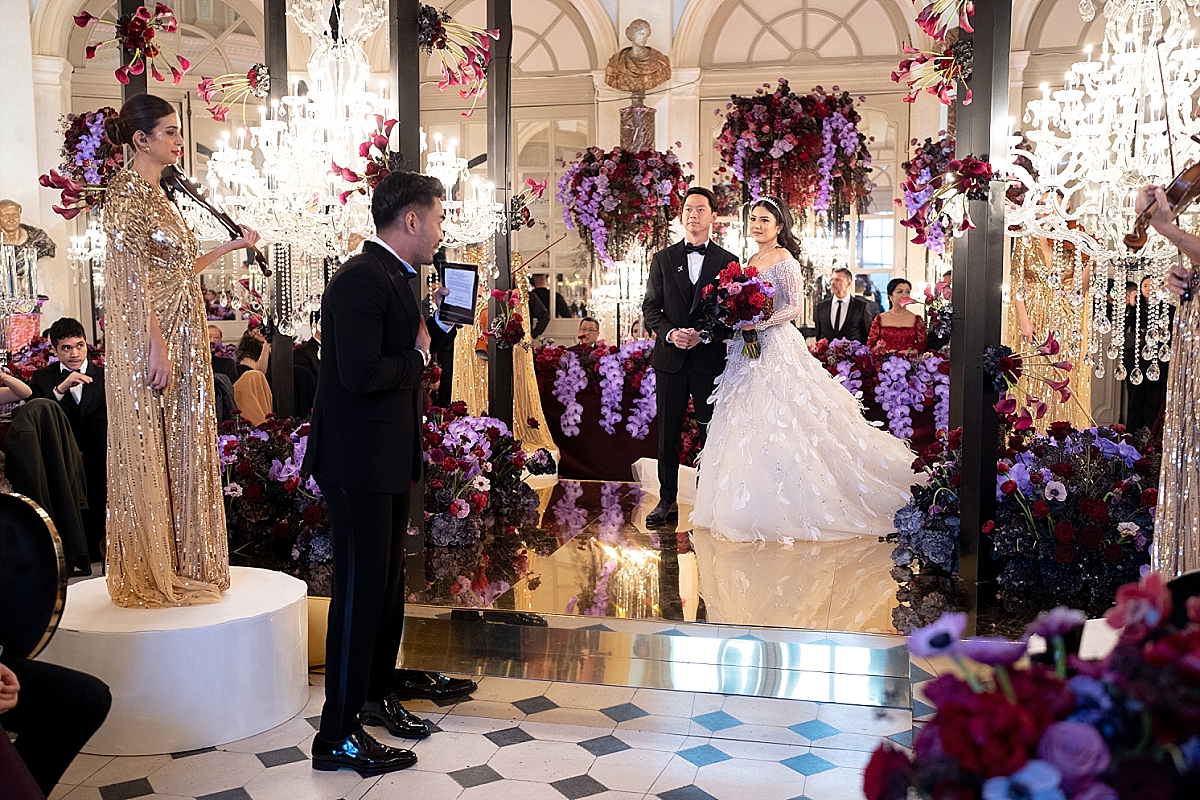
[1156,38,1176,177]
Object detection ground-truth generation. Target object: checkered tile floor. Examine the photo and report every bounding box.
[52,673,912,800]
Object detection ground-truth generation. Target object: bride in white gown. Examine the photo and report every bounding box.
[689,198,916,630]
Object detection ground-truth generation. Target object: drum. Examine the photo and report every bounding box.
[0,492,66,659]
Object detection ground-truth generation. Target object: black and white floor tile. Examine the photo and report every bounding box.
[51,673,911,800]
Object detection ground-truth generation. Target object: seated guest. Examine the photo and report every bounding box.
[26,319,106,562]
[867,278,927,354]
[0,367,32,405]
[1,654,111,796]
[208,324,240,389]
[233,332,273,426]
[576,316,601,347]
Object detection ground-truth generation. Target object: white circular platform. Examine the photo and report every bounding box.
[38,566,308,756]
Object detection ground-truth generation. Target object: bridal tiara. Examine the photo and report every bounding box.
[753,196,782,213]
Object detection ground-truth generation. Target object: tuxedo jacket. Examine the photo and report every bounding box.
[814,294,877,345]
[301,241,426,494]
[641,240,738,376]
[293,337,321,379]
[27,361,107,462]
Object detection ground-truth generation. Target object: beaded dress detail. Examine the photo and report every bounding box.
[692,258,915,544]
[103,168,229,607]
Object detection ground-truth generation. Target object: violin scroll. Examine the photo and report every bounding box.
[160,165,272,278]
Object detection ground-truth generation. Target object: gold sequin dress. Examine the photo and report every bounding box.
[1154,284,1200,577]
[1006,236,1093,430]
[103,169,229,607]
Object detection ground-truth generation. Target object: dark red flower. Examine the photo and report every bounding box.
[1078,498,1110,525]
[442,457,459,472]
[1054,521,1075,542]
[1048,421,1073,440]
[1104,543,1124,564]
[236,459,254,477]
[1049,462,1074,478]
[1054,543,1077,564]
[284,476,300,493]
[1000,480,1018,495]
[1141,488,1159,507]
[982,520,995,534]
[245,483,263,503]
[1078,526,1103,550]
[862,743,910,800]
[1031,499,1050,519]
[272,519,290,538]
[302,503,324,526]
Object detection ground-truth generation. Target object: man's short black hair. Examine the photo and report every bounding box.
[372,171,445,231]
[47,317,86,346]
[833,266,854,281]
[579,317,600,329]
[683,186,718,213]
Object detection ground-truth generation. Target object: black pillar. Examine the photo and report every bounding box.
[390,0,422,170]
[119,0,147,101]
[263,0,294,417]
[487,0,513,426]
[948,6,1012,631]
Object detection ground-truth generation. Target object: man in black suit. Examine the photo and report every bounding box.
[641,187,737,526]
[301,171,444,776]
[208,324,240,387]
[815,267,878,344]
[532,273,572,318]
[293,320,321,416]
[27,318,107,563]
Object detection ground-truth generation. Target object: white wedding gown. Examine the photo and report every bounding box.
[689,257,916,630]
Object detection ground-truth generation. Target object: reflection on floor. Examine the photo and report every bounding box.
[409,480,900,633]
[53,672,910,800]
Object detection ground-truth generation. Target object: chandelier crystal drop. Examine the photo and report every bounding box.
[423,134,504,249]
[1006,0,1200,378]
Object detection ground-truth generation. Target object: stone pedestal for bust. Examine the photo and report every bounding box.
[620,105,656,151]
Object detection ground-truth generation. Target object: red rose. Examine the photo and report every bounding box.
[442,457,459,472]
[996,461,1010,474]
[1031,500,1050,519]
[1049,462,1074,478]
[1054,521,1075,542]
[862,743,910,800]
[982,520,995,534]
[949,472,961,487]
[511,452,527,468]
[236,459,254,477]
[1133,457,1155,477]
[1048,421,1073,440]
[1078,526,1103,550]
[1000,480,1018,495]
[245,483,263,502]
[1141,488,1159,507]
[926,675,1046,777]
[1054,543,1077,564]
[1078,498,1110,525]
[284,476,300,493]
[1104,543,1124,564]
[429,478,444,489]
[1028,471,1044,485]
[302,503,324,526]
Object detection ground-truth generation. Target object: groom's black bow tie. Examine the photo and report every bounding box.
[684,243,707,255]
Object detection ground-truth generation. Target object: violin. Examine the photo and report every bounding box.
[159,165,271,278]
[1123,161,1200,252]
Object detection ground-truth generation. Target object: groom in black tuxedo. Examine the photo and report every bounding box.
[303,171,447,776]
[641,187,738,526]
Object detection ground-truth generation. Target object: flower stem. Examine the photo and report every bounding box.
[953,656,984,693]
[1052,634,1067,680]
[994,666,1016,703]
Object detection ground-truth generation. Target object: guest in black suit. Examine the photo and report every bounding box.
[641,187,737,526]
[814,267,878,345]
[208,324,240,387]
[302,171,447,777]
[27,318,107,563]
[293,322,321,416]
[532,273,572,318]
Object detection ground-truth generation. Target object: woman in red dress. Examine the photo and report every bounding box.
[868,278,928,354]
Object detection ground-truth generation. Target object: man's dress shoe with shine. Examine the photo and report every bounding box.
[311,727,416,776]
[645,500,678,527]
[359,692,432,738]
[391,669,477,701]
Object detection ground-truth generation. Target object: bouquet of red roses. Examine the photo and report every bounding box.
[700,262,775,358]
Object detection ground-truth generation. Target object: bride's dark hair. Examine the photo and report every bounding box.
[751,196,801,260]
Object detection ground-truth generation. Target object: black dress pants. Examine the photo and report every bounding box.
[317,481,409,742]
[0,657,111,795]
[655,364,718,503]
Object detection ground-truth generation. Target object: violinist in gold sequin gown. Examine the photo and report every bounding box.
[101,95,260,608]
[1137,184,1200,578]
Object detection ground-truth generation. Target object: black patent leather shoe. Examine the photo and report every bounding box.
[392,669,478,701]
[311,726,417,776]
[359,692,433,738]
[645,500,678,527]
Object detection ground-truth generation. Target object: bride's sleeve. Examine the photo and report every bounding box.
[760,260,805,329]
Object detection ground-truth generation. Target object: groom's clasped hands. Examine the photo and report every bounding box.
[668,327,703,349]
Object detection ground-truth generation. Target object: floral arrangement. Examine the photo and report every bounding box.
[919,281,955,342]
[700,261,775,358]
[416,3,500,117]
[892,39,974,106]
[891,417,1159,635]
[422,402,552,547]
[425,523,556,607]
[197,64,270,123]
[556,145,692,265]
[482,289,525,348]
[331,116,398,204]
[211,341,235,361]
[509,177,548,231]
[985,334,1074,431]
[900,146,996,254]
[866,572,1200,800]
[6,337,105,382]
[809,338,951,440]
[74,4,190,85]
[912,0,976,41]
[597,340,657,438]
[219,415,333,592]
[39,108,125,220]
[714,80,873,222]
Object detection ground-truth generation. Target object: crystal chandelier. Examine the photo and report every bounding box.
[1006,0,1200,382]
[423,134,504,248]
[67,216,106,299]
[588,244,649,344]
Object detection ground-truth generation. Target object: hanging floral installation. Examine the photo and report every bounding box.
[556,145,692,265]
[197,64,271,123]
[38,108,125,220]
[417,4,500,117]
[892,39,974,106]
[482,289,526,349]
[330,115,399,204]
[899,141,996,254]
[74,4,191,85]
[714,80,873,224]
[911,0,975,40]
[508,177,547,231]
[984,334,1075,432]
